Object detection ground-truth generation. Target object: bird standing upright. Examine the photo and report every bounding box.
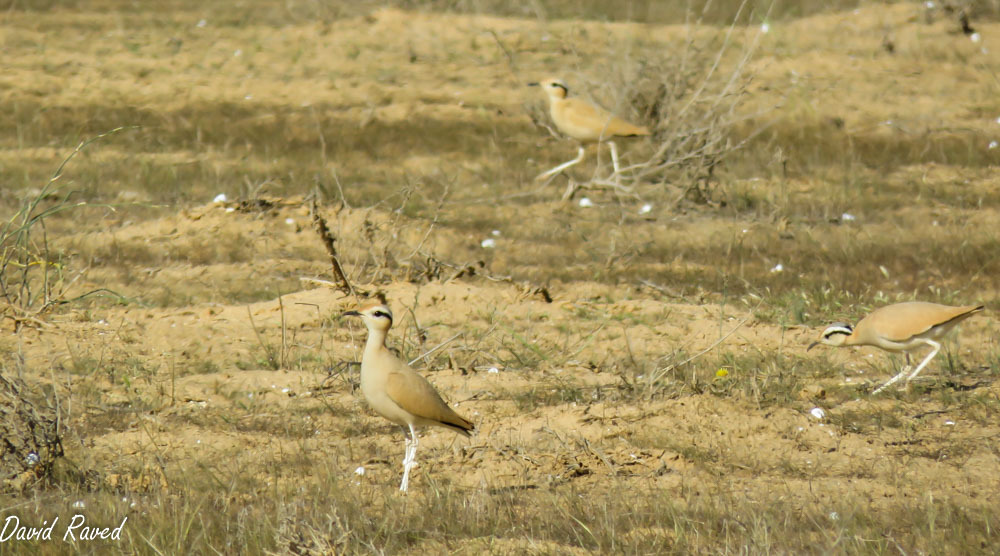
[529,77,650,181]
[808,301,984,394]
[343,302,474,492]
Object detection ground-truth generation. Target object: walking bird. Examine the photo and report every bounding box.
[808,301,984,394]
[343,302,474,492]
[529,77,650,180]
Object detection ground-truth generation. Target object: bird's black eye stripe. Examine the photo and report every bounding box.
[823,325,852,339]
[372,310,391,319]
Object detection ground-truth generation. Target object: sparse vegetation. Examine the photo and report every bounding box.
[0,0,998,554]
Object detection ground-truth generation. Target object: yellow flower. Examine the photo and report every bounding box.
[716,368,729,378]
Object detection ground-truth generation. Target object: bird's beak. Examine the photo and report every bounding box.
[527,82,539,87]
[806,341,820,351]
[342,310,361,317]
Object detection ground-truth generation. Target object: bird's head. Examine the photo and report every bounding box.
[807,323,854,350]
[528,77,569,100]
[343,302,393,333]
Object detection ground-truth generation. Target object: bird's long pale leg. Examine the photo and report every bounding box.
[872,353,912,395]
[608,141,620,174]
[399,423,419,493]
[400,431,412,492]
[536,146,585,181]
[905,339,942,383]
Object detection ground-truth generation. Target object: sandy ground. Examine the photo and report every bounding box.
[1,1,999,552]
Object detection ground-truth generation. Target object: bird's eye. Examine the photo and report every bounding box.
[373,311,390,319]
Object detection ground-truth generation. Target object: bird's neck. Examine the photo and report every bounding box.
[841,333,862,347]
[363,326,388,360]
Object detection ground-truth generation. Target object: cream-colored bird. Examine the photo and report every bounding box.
[530,77,650,180]
[808,302,984,394]
[343,302,474,492]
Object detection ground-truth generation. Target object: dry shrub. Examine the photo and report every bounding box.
[0,373,63,492]
[622,11,771,204]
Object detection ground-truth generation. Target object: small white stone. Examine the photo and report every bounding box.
[761,22,770,33]
[924,1,934,8]
[244,94,253,100]
[770,263,784,273]
[354,466,366,476]
[491,230,501,236]
[285,218,295,225]
[810,407,826,420]
[989,141,998,150]
[487,366,500,374]
[72,501,86,509]
[578,197,594,208]
[841,212,856,221]
[225,207,235,213]
[970,32,981,43]
[281,387,291,394]
[212,193,227,203]
[944,420,955,426]
[480,238,496,249]
[639,203,653,214]
[196,19,207,28]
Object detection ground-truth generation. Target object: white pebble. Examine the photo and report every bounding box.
[989,141,998,150]
[810,407,826,420]
[487,366,500,374]
[578,197,593,208]
[212,193,227,203]
[761,22,770,33]
[770,263,784,273]
[480,238,496,249]
[285,218,295,225]
[841,212,856,221]
[491,230,501,237]
[970,33,981,43]
[944,420,955,426]
[639,203,653,214]
[354,466,366,476]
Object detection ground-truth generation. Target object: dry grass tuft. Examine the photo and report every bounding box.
[0,373,63,493]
